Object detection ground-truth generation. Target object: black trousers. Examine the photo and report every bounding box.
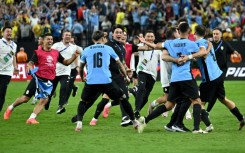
[0,75,11,111]
[48,75,70,107]
[66,68,78,102]
[135,72,155,111]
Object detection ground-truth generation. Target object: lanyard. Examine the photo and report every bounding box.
[59,45,70,52]
[214,41,222,52]
[143,50,154,60]
[2,40,13,50]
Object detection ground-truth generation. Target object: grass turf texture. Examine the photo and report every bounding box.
[0,81,244,153]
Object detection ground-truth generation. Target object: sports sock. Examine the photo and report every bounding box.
[230,107,244,121]
[9,104,14,110]
[29,113,37,119]
[145,105,167,124]
[175,101,191,126]
[151,100,157,108]
[201,109,211,126]
[193,104,201,131]
[77,100,86,121]
[93,98,109,119]
[120,98,135,121]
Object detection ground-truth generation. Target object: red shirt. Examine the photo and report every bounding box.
[125,43,132,68]
[34,48,60,80]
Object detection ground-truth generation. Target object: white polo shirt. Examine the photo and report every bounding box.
[136,43,161,80]
[51,42,77,76]
[0,38,17,76]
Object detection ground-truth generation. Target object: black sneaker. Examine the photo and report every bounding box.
[71,115,78,123]
[72,86,79,97]
[172,124,188,132]
[120,116,132,127]
[134,111,140,119]
[56,106,66,114]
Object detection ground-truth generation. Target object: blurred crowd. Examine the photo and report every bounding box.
[1,0,245,46]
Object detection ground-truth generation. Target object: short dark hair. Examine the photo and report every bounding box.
[144,30,154,36]
[111,24,124,33]
[42,33,53,38]
[213,27,222,33]
[195,25,206,37]
[165,27,177,40]
[178,22,190,33]
[2,26,12,32]
[92,30,104,41]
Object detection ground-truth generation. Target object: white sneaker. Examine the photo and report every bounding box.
[205,124,214,132]
[75,121,82,132]
[162,111,168,118]
[164,125,176,132]
[132,119,140,130]
[31,98,38,105]
[192,129,208,134]
[172,125,186,132]
[137,117,146,133]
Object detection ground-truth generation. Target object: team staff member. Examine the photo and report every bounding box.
[4,33,79,124]
[46,30,78,114]
[207,28,240,112]
[75,30,140,131]
[0,26,19,112]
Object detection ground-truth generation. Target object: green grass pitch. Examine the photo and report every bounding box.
[0,81,244,153]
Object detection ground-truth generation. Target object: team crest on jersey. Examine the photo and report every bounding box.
[46,55,53,63]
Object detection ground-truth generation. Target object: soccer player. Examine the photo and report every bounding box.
[195,25,245,130]
[137,22,208,134]
[4,33,79,124]
[46,30,78,114]
[137,27,193,132]
[75,30,140,131]
[0,26,19,112]
[207,28,241,112]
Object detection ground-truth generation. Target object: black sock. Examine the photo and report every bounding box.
[93,98,109,119]
[230,107,244,121]
[77,100,86,121]
[175,101,191,126]
[201,109,211,126]
[145,105,167,124]
[193,104,201,131]
[167,104,181,127]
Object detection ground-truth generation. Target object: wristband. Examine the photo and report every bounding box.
[188,54,193,60]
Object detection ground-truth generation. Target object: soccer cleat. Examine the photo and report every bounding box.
[172,125,187,132]
[75,121,82,132]
[102,105,110,118]
[147,103,154,115]
[31,98,38,105]
[89,118,98,126]
[4,108,12,120]
[56,106,66,114]
[121,116,132,127]
[164,125,176,132]
[72,86,79,97]
[205,124,214,132]
[192,129,208,134]
[26,118,39,124]
[137,116,146,133]
[162,111,168,118]
[239,117,245,130]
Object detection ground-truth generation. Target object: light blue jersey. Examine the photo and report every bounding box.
[164,39,199,82]
[81,44,119,84]
[196,38,222,83]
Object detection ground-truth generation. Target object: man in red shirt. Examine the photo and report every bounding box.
[4,33,80,124]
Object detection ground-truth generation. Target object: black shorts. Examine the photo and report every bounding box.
[81,81,124,102]
[163,86,169,94]
[168,79,199,103]
[199,75,225,102]
[23,77,37,97]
